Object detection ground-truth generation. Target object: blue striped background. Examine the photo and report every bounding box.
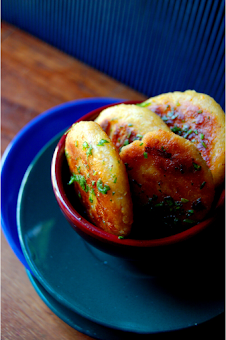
[2,0,225,110]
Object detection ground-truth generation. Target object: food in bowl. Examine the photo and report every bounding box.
[65,121,133,237]
[61,91,224,240]
[142,90,225,188]
[120,129,215,236]
[94,103,171,152]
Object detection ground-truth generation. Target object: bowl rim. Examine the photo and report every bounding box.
[51,101,225,248]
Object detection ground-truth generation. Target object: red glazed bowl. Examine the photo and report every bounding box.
[51,101,225,268]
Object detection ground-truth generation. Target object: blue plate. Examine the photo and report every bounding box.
[1,98,121,270]
[16,129,224,333]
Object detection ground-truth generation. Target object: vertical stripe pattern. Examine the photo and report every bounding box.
[2,0,225,109]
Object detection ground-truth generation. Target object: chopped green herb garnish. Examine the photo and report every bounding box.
[123,139,129,146]
[171,125,182,133]
[86,145,93,158]
[139,142,143,146]
[89,188,96,203]
[168,111,178,120]
[77,166,81,173]
[136,102,150,107]
[184,129,193,138]
[68,174,88,192]
[118,236,124,239]
[202,142,207,148]
[182,124,189,132]
[193,162,201,171]
[127,131,132,139]
[181,198,189,203]
[136,134,143,140]
[200,133,204,140]
[97,179,110,194]
[165,104,170,110]
[197,110,203,114]
[200,181,206,189]
[162,115,168,122]
[194,130,198,135]
[164,196,174,206]
[113,175,117,183]
[83,141,89,149]
[143,152,148,159]
[183,219,196,224]
[97,139,110,146]
[155,202,164,207]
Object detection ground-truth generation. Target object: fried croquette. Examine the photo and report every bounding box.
[95,104,171,153]
[142,90,225,188]
[120,130,215,232]
[65,121,133,236]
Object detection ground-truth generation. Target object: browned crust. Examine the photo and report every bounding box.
[120,129,215,227]
[65,121,133,236]
[95,104,170,152]
[143,90,225,187]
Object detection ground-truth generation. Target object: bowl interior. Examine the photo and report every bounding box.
[52,102,225,248]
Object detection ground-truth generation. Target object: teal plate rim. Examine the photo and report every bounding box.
[26,269,225,339]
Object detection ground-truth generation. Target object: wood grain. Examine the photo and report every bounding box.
[1,21,147,340]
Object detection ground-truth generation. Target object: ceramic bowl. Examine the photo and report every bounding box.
[51,101,225,264]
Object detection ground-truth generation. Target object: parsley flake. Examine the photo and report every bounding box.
[202,142,207,148]
[181,198,189,203]
[68,174,89,192]
[97,139,110,146]
[97,179,110,194]
[200,181,206,189]
[136,102,150,107]
[193,162,201,171]
[83,141,89,149]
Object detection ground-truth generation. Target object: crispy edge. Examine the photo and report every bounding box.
[95,104,171,151]
[65,121,133,236]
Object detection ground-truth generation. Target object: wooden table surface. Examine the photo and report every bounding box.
[1,21,147,340]
[1,22,224,340]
